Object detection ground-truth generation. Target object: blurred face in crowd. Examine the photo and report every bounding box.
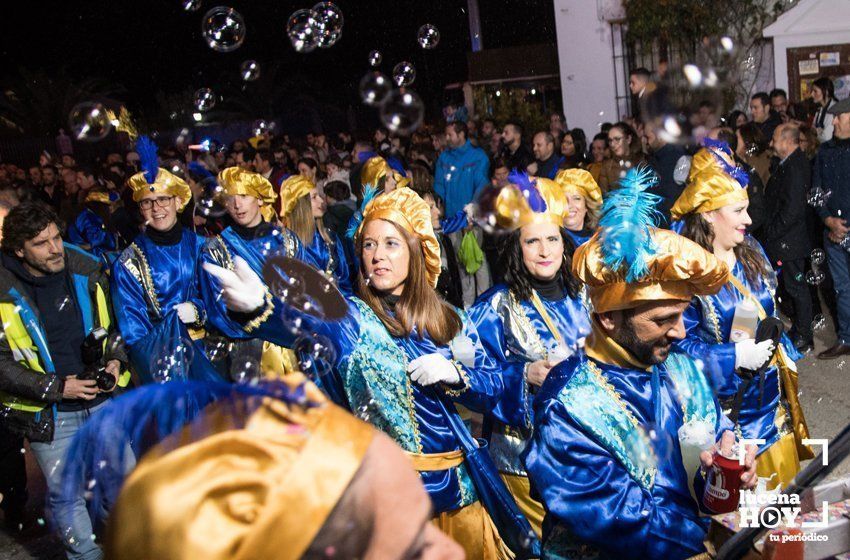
[374,129,387,144]
[698,105,714,125]
[0,206,8,243]
[445,126,465,149]
[233,140,245,152]
[424,193,442,229]
[361,219,410,296]
[591,138,608,162]
[520,221,563,281]
[41,167,57,187]
[298,161,317,181]
[125,151,141,170]
[532,132,555,161]
[749,98,768,123]
[253,154,272,174]
[771,95,788,116]
[61,155,75,168]
[139,193,179,232]
[28,167,42,186]
[607,127,630,158]
[235,152,252,170]
[735,113,748,128]
[431,133,446,152]
[492,165,510,187]
[564,192,588,232]
[16,223,65,276]
[306,133,316,146]
[811,85,825,105]
[501,125,521,150]
[641,126,664,152]
[15,168,25,182]
[225,194,263,228]
[481,120,495,138]
[834,112,850,139]
[629,73,647,95]
[310,188,326,218]
[61,168,77,188]
[561,134,576,157]
[76,171,97,192]
[489,134,502,156]
[599,299,690,365]
[770,125,797,160]
[705,200,752,251]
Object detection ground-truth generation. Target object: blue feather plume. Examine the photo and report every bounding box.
[346,183,379,240]
[507,169,547,212]
[58,380,312,530]
[703,138,750,188]
[187,161,214,182]
[135,135,159,185]
[599,166,663,282]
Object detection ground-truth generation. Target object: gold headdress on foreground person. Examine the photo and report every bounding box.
[669,140,749,221]
[572,166,729,314]
[126,136,192,211]
[217,166,278,222]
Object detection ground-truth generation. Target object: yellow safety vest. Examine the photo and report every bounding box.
[0,283,131,413]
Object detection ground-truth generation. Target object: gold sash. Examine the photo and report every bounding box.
[405,449,465,471]
[726,275,813,460]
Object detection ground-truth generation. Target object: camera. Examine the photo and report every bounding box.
[77,327,116,392]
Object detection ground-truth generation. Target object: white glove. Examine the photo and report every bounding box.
[734,339,775,371]
[174,302,198,324]
[407,353,461,387]
[202,256,267,313]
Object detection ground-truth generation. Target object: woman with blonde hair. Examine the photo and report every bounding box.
[279,174,352,294]
[207,186,540,559]
[553,168,603,246]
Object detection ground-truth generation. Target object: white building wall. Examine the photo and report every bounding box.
[553,0,621,135]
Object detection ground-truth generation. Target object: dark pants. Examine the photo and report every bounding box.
[825,233,850,345]
[0,423,27,521]
[780,258,814,341]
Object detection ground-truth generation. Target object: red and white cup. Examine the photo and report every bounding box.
[702,451,745,514]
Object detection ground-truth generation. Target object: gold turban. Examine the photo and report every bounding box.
[358,186,441,287]
[128,168,192,211]
[361,156,410,190]
[84,190,117,205]
[105,383,375,560]
[573,227,729,313]
[554,168,603,206]
[483,173,566,230]
[278,174,316,219]
[669,148,748,221]
[218,167,278,222]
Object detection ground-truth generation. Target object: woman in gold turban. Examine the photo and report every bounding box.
[554,168,603,246]
[278,174,352,294]
[672,142,811,490]
[206,186,540,558]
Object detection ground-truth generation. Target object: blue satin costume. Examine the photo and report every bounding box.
[565,228,593,248]
[111,228,220,384]
[524,344,732,560]
[67,208,116,261]
[675,239,802,455]
[304,229,353,295]
[232,295,530,515]
[469,285,591,475]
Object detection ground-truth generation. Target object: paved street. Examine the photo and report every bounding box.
[1,321,849,559]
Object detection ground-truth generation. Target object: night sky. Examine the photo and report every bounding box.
[1,1,556,135]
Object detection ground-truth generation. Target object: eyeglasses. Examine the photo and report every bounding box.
[139,196,175,210]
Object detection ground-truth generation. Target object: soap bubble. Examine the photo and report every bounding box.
[311,2,344,48]
[359,72,392,106]
[196,177,228,218]
[69,102,112,142]
[287,9,319,53]
[392,61,416,87]
[252,119,270,136]
[150,337,195,383]
[201,6,246,53]
[417,24,440,49]
[379,89,424,135]
[232,358,260,383]
[355,398,378,422]
[294,334,336,379]
[183,0,202,12]
[807,187,832,208]
[240,60,260,82]
[811,248,826,266]
[806,270,825,285]
[812,314,827,331]
[368,50,382,67]
[193,88,217,112]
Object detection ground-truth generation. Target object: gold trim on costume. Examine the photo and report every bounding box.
[405,449,464,471]
[130,242,162,317]
[243,291,274,333]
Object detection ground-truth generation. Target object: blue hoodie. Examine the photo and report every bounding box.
[433,140,490,216]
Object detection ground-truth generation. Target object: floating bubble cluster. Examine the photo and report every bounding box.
[150,337,195,383]
[392,61,416,87]
[287,3,344,52]
[358,72,392,107]
[417,24,440,49]
[196,177,228,218]
[201,6,246,53]
[68,102,112,142]
[368,50,382,67]
[240,60,260,82]
[807,187,832,208]
[193,88,217,112]
[379,89,424,136]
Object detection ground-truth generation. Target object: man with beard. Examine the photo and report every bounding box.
[523,167,758,560]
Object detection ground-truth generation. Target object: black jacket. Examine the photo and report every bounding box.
[0,247,127,442]
[761,148,812,263]
[739,157,767,237]
[647,143,686,226]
